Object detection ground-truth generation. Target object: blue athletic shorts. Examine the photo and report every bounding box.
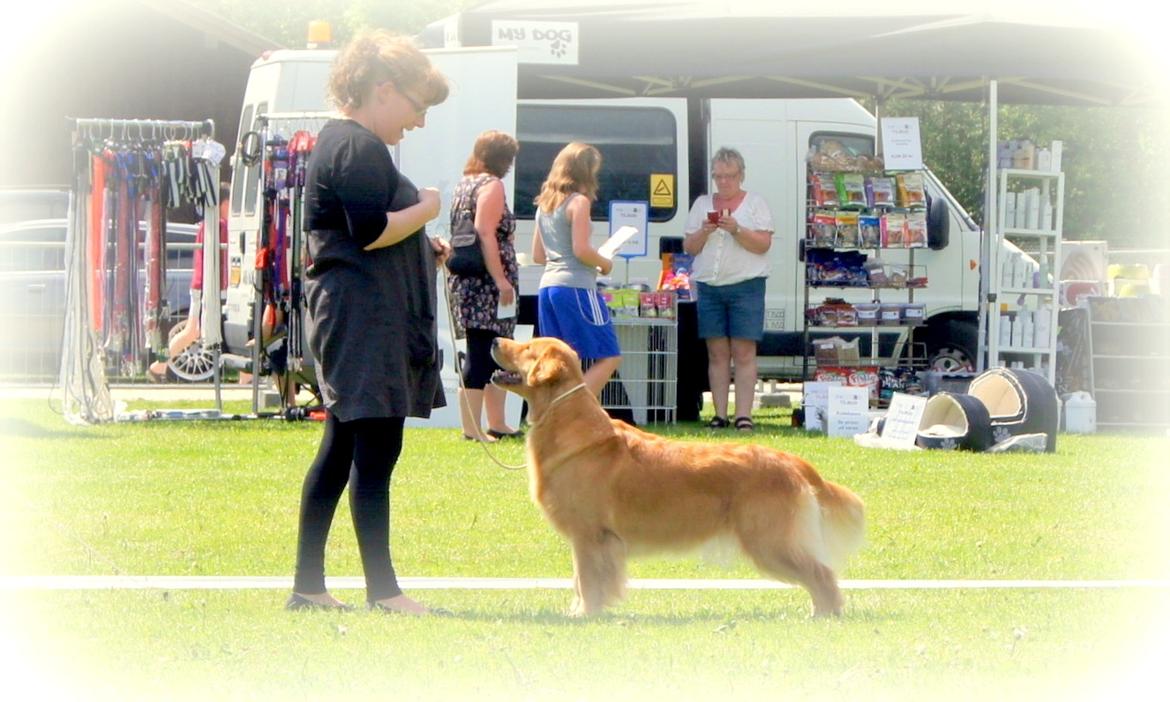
[696,277,766,341]
[537,286,621,361]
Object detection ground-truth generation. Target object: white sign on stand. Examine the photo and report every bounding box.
[827,385,870,437]
[802,381,838,432]
[880,392,928,447]
[608,201,649,259]
[880,117,924,171]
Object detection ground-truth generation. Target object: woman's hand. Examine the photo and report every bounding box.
[430,236,451,267]
[496,280,515,306]
[598,258,614,276]
[718,214,739,235]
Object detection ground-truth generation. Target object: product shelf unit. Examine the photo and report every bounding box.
[801,164,931,405]
[987,168,1063,386]
[1083,298,1170,431]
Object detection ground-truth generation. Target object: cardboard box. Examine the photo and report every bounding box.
[813,336,860,366]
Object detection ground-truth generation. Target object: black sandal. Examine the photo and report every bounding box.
[706,416,730,429]
[734,416,754,432]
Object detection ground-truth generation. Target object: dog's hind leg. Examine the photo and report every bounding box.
[735,496,845,618]
[568,528,627,617]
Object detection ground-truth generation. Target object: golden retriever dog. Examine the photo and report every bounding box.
[490,336,865,618]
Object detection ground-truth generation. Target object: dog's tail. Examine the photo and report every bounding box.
[816,480,866,573]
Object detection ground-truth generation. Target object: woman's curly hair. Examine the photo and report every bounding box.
[328,30,449,112]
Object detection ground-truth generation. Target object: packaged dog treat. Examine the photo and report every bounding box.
[905,210,928,247]
[810,211,837,247]
[881,211,906,248]
[655,290,676,319]
[835,211,860,248]
[868,176,896,208]
[858,214,881,248]
[639,291,658,318]
[896,172,926,207]
[835,172,867,209]
[811,172,838,207]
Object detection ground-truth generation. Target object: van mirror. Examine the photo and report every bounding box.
[927,195,949,250]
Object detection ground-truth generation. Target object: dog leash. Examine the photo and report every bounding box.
[439,265,529,471]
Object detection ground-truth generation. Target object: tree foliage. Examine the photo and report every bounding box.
[878,99,1169,250]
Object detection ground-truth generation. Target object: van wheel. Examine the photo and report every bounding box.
[924,318,977,373]
[167,320,216,382]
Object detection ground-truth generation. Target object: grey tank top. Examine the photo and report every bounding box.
[537,194,597,290]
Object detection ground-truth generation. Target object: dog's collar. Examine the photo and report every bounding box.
[530,382,588,427]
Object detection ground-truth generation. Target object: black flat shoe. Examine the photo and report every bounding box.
[285,593,353,611]
[486,428,524,440]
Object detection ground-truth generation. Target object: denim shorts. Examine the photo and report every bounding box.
[696,277,766,341]
[538,286,621,361]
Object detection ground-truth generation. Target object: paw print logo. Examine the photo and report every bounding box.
[939,438,958,451]
[549,38,567,58]
[992,426,1012,444]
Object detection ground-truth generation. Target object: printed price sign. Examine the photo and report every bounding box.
[802,381,838,433]
[880,392,928,447]
[880,117,924,170]
[827,385,870,438]
[608,201,648,259]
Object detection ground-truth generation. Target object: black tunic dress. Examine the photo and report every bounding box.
[303,119,445,421]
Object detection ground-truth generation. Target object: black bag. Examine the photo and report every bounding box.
[446,211,487,277]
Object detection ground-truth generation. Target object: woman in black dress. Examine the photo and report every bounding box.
[288,30,450,615]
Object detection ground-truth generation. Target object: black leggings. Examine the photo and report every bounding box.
[293,414,405,602]
[461,328,504,389]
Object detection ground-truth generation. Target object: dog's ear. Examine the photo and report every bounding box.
[528,346,569,387]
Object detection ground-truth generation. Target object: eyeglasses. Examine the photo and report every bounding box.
[399,88,428,119]
[380,81,427,118]
[713,172,741,181]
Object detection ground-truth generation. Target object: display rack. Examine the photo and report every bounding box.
[800,164,931,406]
[601,316,678,424]
[1084,296,1170,431]
[986,168,1063,385]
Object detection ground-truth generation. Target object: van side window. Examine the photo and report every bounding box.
[515,106,678,222]
[808,132,875,159]
[244,102,268,217]
[232,105,254,217]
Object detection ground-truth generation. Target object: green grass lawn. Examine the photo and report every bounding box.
[2,399,1169,701]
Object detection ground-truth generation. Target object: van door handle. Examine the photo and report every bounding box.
[26,283,46,294]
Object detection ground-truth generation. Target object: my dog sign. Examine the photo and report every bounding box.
[491,21,579,65]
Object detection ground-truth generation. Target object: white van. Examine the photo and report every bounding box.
[225,45,985,421]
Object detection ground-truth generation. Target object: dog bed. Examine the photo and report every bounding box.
[967,367,1059,452]
[915,392,993,451]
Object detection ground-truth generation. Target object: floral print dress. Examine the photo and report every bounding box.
[447,173,518,337]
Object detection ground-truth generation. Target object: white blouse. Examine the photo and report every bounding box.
[685,191,774,286]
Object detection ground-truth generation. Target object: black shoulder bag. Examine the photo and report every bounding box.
[445,179,489,277]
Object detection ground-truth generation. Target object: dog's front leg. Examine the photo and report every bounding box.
[568,529,626,617]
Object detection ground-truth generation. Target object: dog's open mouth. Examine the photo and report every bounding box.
[491,369,523,386]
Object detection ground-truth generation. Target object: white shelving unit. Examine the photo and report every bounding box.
[987,168,1064,385]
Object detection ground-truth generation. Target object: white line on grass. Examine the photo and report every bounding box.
[2,576,1169,591]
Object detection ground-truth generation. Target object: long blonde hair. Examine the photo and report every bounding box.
[534,142,601,214]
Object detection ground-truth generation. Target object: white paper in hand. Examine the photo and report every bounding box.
[598,226,638,260]
[497,297,517,319]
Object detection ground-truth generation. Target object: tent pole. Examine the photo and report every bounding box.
[977,79,998,374]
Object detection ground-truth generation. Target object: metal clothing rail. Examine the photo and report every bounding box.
[68,117,215,141]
